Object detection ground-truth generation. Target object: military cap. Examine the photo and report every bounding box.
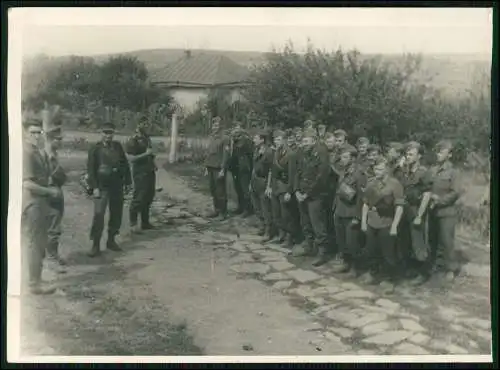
[324,131,335,139]
[435,140,454,151]
[339,144,358,156]
[317,123,327,129]
[45,125,62,139]
[367,144,381,153]
[356,137,370,145]
[274,129,286,138]
[304,119,315,128]
[334,129,347,138]
[405,141,422,152]
[303,127,317,138]
[101,122,116,131]
[22,118,42,130]
[387,142,405,153]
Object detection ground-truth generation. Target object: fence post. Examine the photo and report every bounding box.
[169,113,179,163]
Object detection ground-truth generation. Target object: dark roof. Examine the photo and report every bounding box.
[150,53,250,87]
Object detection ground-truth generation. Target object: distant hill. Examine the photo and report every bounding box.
[22,48,491,100]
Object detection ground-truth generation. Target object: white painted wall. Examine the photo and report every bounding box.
[170,87,245,113]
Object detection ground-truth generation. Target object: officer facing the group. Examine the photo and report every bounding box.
[204,117,231,220]
[22,118,59,294]
[125,121,157,233]
[427,140,462,282]
[293,127,331,266]
[87,122,132,257]
[228,122,254,216]
[44,125,68,273]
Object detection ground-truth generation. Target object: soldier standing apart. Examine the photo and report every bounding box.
[269,130,294,244]
[229,123,254,217]
[427,140,462,282]
[21,119,58,294]
[361,158,405,294]
[44,126,68,274]
[204,117,231,220]
[399,141,433,286]
[332,145,367,277]
[126,122,158,234]
[87,122,132,257]
[293,128,331,266]
[250,130,276,240]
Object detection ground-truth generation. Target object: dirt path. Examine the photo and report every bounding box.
[16,159,492,360]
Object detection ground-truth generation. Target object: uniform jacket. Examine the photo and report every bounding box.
[398,162,431,219]
[363,175,405,229]
[205,132,231,169]
[125,133,156,175]
[295,144,331,198]
[270,145,294,195]
[334,163,367,219]
[87,140,132,190]
[229,131,254,173]
[428,160,461,217]
[251,145,274,192]
[23,143,51,210]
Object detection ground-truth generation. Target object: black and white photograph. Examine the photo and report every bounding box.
[7,7,493,363]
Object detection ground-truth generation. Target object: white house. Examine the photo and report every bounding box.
[150,51,251,113]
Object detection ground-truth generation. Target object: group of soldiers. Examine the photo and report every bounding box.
[205,118,462,293]
[21,117,159,295]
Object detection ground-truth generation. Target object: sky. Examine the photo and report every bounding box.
[14,7,493,56]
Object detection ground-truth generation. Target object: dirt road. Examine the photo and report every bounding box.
[16,157,492,360]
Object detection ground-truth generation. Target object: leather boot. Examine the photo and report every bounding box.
[88,240,101,257]
[312,248,330,267]
[106,235,122,251]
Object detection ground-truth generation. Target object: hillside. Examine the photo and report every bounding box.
[22,48,491,100]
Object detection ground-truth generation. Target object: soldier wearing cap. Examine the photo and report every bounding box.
[87,122,132,257]
[355,137,370,171]
[427,140,462,282]
[398,141,434,285]
[125,120,158,234]
[250,129,276,239]
[365,144,382,183]
[361,157,405,293]
[44,124,68,273]
[21,118,59,294]
[268,129,297,244]
[292,127,331,266]
[386,142,406,175]
[332,144,367,277]
[228,122,254,217]
[205,116,231,220]
[329,129,348,176]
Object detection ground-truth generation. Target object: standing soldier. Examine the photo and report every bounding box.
[323,131,340,259]
[330,129,349,175]
[365,144,382,182]
[399,141,433,286]
[427,140,462,282]
[21,118,58,294]
[361,157,405,293]
[87,122,132,257]
[285,129,303,247]
[386,142,406,174]
[293,127,331,266]
[204,117,231,220]
[317,123,327,143]
[355,137,370,170]
[250,129,275,240]
[44,125,68,274]
[269,129,294,244]
[125,121,158,234]
[229,122,254,217]
[332,144,367,277]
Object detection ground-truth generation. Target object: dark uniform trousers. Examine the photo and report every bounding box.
[428,214,458,273]
[90,183,124,242]
[365,225,399,277]
[47,196,64,258]
[231,168,252,213]
[251,177,274,232]
[21,201,50,286]
[130,171,156,226]
[299,196,329,254]
[334,216,362,267]
[326,190,338,255]
[271,193,297,238]
[208,168,228,215]
[399,206,431,276]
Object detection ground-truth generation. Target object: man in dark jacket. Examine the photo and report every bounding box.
[228,123,254,217]
[125,121,158,233]
[87,122,132,257]
[292,127,331,266]
[204,117,231,220]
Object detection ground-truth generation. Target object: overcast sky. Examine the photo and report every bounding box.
[14,7,493,56]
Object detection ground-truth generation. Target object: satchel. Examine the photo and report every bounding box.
[338,182,356,203]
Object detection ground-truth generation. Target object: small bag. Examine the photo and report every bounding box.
[338,182,356,203]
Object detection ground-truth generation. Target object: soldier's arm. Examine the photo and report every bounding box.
[308,149,330,196]
[416,167,432,218]
[86,144,99,190]
[434,168,461,207]
[125,137,151,163]
[287,152,297,194]
[361,203,369,227]
[118,143,132,186]
[391,180,406,229]
[355,171,368,217]
[221,136,231,170]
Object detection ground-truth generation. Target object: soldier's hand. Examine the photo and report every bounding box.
[49,187,62,199]
[284,193,291,202]
[145,148,154,156]
[265,187,272,197]
[93,188,101,199]
[390,225,398,236]
[413,216,422,226]
[351,219,360,226]
[204,168,209,176]
[218,169,225,178]
[124,185,132,194]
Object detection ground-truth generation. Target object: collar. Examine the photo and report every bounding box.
[407,161,420,174]
[437,160,452,172]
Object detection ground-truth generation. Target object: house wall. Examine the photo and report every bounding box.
[170,87,245,113]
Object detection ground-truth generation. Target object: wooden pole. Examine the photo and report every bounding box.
[169,113,178,163]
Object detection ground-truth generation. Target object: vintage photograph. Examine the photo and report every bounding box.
[8,7,492,362]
